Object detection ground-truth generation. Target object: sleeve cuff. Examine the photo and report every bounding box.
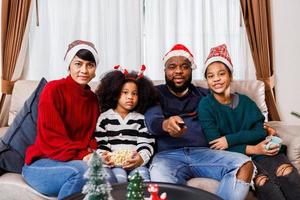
[226,134,238,147]
[139,150,151,166]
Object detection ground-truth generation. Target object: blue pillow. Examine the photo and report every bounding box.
[0,78,47,174]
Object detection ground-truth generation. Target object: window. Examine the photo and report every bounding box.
[23,0,255,81]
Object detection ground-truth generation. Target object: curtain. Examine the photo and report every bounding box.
[23,0,254,82]
[0,0,32,126]
[144,0,255,80]
[240,0,280,121]
[23,0,142,81]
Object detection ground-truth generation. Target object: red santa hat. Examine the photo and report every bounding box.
[205,44,233,73]
[64,40,99,69]
[163,44,196,69]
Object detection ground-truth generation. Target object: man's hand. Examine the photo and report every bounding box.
[162,116,187,137]
[209,136,228,150]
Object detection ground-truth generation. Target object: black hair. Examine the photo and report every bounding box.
[95,70,158,114]
[75,49,96,63]
[204,61,232,79]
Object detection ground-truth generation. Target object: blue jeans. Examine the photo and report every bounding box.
[22,159,88,200]
[104,166,150,183]
[150,147,252,200]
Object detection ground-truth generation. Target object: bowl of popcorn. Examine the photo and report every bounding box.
[111,149,134,166]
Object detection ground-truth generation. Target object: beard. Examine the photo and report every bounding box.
[165,75,192,94]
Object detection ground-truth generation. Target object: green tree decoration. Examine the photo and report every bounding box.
[82,152,112,200]
[127,171,145,200]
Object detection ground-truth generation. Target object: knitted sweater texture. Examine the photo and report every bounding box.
[95,109,154,165]
[145,84,209,153]
[198,93,267,157]
[25,76,99,164]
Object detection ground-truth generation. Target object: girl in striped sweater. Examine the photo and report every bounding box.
[94,67,157,183]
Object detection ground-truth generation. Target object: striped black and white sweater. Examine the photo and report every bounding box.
[95,109,155,166]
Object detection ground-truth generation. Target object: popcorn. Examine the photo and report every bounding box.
[110,149,133,166]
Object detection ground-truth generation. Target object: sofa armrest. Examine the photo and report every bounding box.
[0,127,8,139]
[266,121,300,173]
[0,173,57,200]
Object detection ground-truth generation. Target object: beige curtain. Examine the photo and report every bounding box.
[240,0,280,121]
[0,0,32,126]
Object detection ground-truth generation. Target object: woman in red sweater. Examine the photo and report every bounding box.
[22,40,100,200]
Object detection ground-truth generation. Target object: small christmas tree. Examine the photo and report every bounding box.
[127,171,145,200]
[82,152,112,200]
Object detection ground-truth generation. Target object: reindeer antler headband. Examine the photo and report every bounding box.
[114,64,146,80]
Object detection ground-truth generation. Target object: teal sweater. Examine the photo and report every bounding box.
[198,93,267,159]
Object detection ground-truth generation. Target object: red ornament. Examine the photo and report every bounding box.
[147,184,167,200]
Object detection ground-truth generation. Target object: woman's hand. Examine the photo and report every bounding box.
[83,153,92,162]
[101,151,114,166]
[209,136,228,150]
[122,151,143,170]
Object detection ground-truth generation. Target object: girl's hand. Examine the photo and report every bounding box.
[264,123,277,136]
[209,136,228,150]
[122,151,143,170]
[101,151,114,166]
[252,139,280,156]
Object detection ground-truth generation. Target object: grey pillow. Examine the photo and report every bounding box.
[0,78,47,174]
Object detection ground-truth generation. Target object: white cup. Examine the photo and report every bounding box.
[265,136,282,150]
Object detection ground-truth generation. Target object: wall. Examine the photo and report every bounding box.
[272,0,300,125]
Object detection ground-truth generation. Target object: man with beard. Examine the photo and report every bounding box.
[144,44,254,200]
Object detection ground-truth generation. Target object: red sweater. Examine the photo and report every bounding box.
[25,76,100,164]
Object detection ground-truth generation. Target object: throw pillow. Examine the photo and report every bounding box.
[0,78,47,174]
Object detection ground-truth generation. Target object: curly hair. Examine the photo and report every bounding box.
[95,70,158,114]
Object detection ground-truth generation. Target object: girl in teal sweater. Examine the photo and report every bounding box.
[198,44,300,200]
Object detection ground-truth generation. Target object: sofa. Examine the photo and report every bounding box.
[0,79,299,200]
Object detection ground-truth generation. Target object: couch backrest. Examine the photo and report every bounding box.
[149,80,268,121]
[9,79,268,125]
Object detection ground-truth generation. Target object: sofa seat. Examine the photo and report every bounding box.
[187,178,257,200]
[0,173,56,200]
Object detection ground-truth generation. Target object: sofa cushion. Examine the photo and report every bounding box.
[187,177,257,200]
[0,78,47,174]
[0,127,8,139]
[267,121,300,173]
[0,173,56,200]
[152,80,268,120]
[187,177,219,194]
